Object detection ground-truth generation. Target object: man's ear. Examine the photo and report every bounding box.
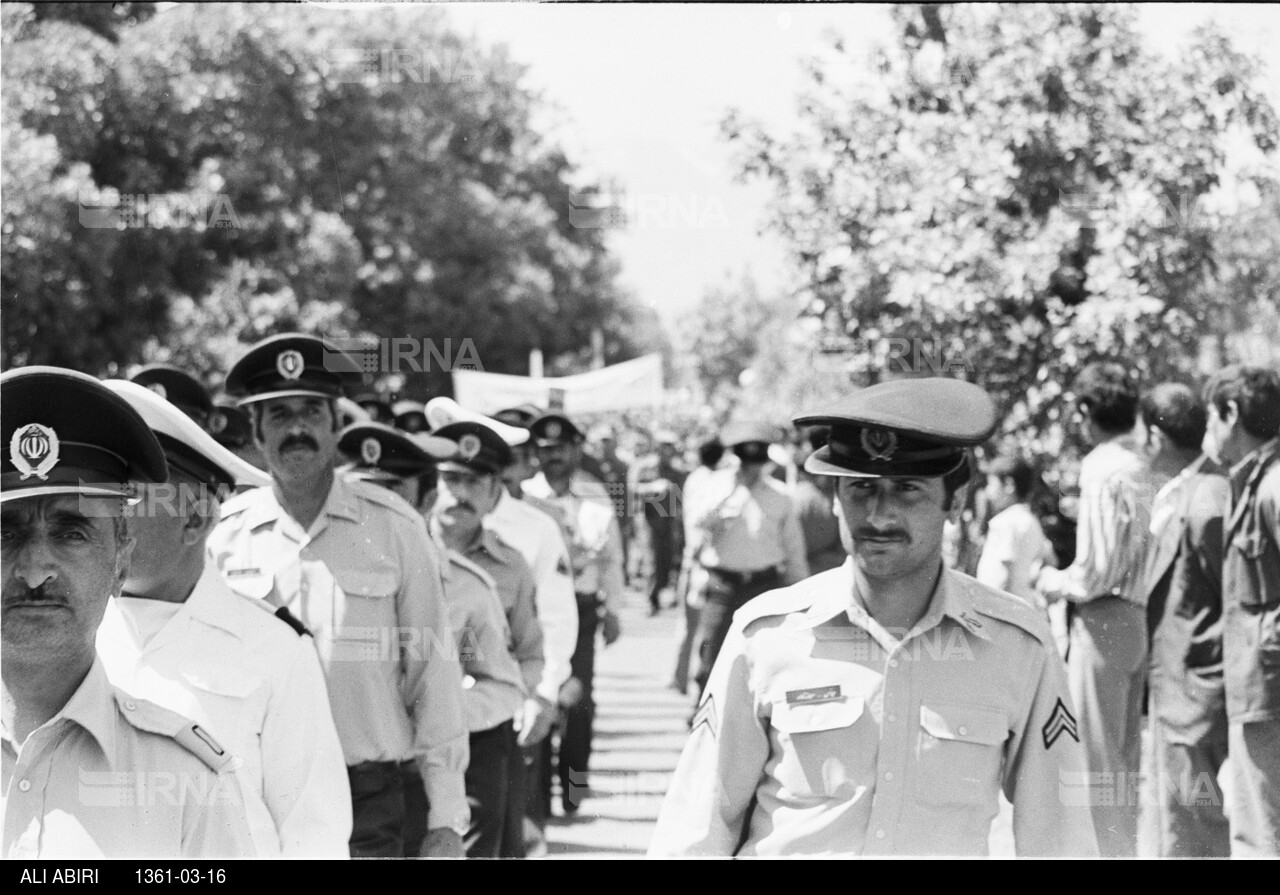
[1224,399,1241,428]
[113,535,136,597]
[182,495,219,547]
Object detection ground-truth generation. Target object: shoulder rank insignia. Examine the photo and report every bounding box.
[274,606,311,637]
[1042,698,1079,749]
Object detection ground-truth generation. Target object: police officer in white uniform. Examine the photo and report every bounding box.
[650,378,1099,856]
[96,380,352,858]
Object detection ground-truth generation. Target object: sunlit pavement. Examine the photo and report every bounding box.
[542,586,692,859]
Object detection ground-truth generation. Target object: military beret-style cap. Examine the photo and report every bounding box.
[530,413,584,447]
[351,391,396,425]
[1,367,168,504]
[103,380,270,491]
[128,364,214,423]
[492,404,544,430]
[338,422,456,484]
[391,399,429,434]
[793,377,997,478]
[433,421,514,475]
[224,334,364,406]
[206,398,253,449]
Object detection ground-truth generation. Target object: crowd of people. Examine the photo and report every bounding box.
[2,335,1277,859]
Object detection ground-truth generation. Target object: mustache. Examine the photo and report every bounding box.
[852,526,908,540]
[279,433,319,452]
[2,582,70,607]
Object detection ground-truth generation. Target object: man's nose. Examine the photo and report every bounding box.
[10,536,59,590]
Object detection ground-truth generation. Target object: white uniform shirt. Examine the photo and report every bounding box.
[487,490,578,704]
[97,564,352,857]
[523,471,626,613]
[976,503,1050,606]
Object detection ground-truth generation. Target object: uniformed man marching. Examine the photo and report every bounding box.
[205,334,470,858]
[2,367,255,859]
[649,378,1099,857]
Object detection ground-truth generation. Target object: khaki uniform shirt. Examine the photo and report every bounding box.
[443,550,526,733]
[97,564,352,857]
[2,659,256,859]
[207,474,469,832]
[650,562,1098,857]
[690,468,809,585]
[459,529,545,696]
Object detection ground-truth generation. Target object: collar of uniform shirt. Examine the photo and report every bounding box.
[2,659,121,768]
[250,472,364,535]
[182,563,250,637]
[795,561,992,643]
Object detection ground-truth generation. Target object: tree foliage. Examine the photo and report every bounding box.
[722,3,1279,467]
[2,2,652,396]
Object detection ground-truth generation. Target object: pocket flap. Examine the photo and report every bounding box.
[919,703,1007,745]
[772,695,864,734]
[335,568,398,599]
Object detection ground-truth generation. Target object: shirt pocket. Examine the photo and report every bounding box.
[769,695,869,800]
[915,702,1008,810]
[1232,530,1278,609]
[331,567,399,637]
[177,667,263,750]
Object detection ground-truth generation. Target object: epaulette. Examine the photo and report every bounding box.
[958,573,1054,646]
[447,550,497,591]
[238,593,311,637]
[735,578,819,633]
[346,476,423,524]
[114,691,239,774]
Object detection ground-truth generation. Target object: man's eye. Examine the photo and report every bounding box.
[57,530,88,542]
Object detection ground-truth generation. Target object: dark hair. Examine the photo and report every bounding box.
[415,468,439,507]
[698,439,724,469]
[1202,365,1280,441]
[985,455,1036,500]
[1073,361,1138,434]
[1139,383,1207,451]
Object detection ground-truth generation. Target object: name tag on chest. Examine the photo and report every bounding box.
[786,685,842,705]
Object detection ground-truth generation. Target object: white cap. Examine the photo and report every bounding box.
[102,380,271,489]
[425,397,530,447]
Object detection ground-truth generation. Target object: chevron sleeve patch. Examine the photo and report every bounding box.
[1042,698,1079,749]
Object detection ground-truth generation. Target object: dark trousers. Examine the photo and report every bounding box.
[1141,674,1230,856]
[559,591,601,811]
[347,761,406,858]
[647,518,677,609]
[464,720,516,858]
[693,568,781,695]
[400,762,427,858]
[501,739,529,858]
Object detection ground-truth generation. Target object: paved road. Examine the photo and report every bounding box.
[544,588,691,858]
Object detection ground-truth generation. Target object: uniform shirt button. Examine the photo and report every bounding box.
[875,829,886,840]
[886,714,896,724]
[888,659,899,669]
[958,726,968,736]
[18,779,31,792]
[124,700,137,711]
[883,771,894,781]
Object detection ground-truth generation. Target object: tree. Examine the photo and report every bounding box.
[722,3,1278,469]
[2,3,652,397]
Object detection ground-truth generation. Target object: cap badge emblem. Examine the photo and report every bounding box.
[11,424,60,481]
[277,349,304,381]
[860,427,898,462]
[545,421,562,439]
[458,433,482,461]
[207,411,227,435]
[361,437,382,465]
[147,382,167,400]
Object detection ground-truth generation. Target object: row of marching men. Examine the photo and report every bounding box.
[1,332,619,859]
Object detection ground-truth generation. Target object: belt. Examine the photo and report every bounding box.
[706,566,781,586]
[575,591,600,600]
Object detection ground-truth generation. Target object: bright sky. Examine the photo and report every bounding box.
[386,3,1280,326]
